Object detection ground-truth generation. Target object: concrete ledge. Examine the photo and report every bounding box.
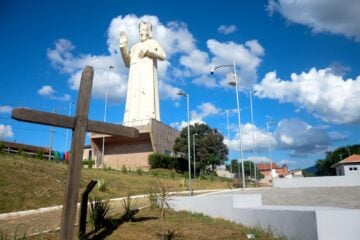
[273,175,360,188]
[169,194,360,240]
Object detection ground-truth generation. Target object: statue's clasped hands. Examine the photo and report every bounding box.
[119,31,128,47]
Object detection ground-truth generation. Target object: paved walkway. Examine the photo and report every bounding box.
[216,186,360,209]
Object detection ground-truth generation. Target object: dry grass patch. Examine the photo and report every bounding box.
[0,154,231,213]
[28,207,284,240]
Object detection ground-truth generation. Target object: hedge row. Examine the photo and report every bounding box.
[148,153,188,172]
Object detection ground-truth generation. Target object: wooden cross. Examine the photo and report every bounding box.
[12,66,139,239]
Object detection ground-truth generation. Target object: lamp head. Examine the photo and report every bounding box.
[177,90,187,97]
[228,80,236,87]
[210,66,215,75]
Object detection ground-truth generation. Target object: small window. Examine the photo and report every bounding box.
[354,167,358,171]
[349,167,353,171]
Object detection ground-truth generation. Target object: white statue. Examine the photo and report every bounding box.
[119,21,166,126]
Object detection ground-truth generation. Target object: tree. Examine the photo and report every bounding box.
[173,123,228,175]
[228,159,263,179]
[315,144,360,176]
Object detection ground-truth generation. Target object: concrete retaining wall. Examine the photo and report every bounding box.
[273,175,360,188]
[169,194,360,240]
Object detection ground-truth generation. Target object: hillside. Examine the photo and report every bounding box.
[0,154,230,213]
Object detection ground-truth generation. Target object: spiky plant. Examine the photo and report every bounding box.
[89,196,110,231]
[158,182,171,240]
[121,193,138,221]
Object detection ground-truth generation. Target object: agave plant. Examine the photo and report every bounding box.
[97,178,110,192]
[89,196,110,231]
[121,193,138,221]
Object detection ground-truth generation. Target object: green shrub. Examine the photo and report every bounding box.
[146,185,158,209]
[136,168,143,176]
[97,179,110,193]
[17,148,25,156]
[121,193,138,222]
[83,159,95,168]
[89,196,110,231]
[148,153,179,170]
[36,150,44,159]
[0,142,5,154]
[170,169,176,179]
[150,169,160,177]
[121,165,128,173]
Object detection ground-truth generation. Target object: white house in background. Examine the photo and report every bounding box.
[216,165,235,179]
[284,169,303,178]
[332,154,360,176]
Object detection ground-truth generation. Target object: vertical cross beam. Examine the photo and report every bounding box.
[59,66,93,239]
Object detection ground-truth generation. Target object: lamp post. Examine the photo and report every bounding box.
[266,121,275,177]
[65,102,74,150]
[48,108,55,161]
[193,133,198,179]
[211,61,245,190]
[225,109,232,173]
[177,90,192,196]
[101,65,114,167]
[249,90,257,182]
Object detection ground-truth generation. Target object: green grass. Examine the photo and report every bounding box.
[0,154,231,213]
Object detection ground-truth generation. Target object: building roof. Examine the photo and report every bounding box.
[257,163,281,171]
[332,154,360,168]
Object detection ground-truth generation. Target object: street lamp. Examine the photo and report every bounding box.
[225,109,232,173]
[101,65,114,167]
[266,121,276,177]
[48,108,55,161]
[249,90,257,182]
[177,90,192,196]
[211,61,245,190]
[65,102,74,150]
[193,133,198,179]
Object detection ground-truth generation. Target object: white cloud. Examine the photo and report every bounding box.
[38,85,55,96]
[267,0,360,41]
[0,124,14,139]
[180,49,210,75]
[226,118,332,157]
[246,155,270,163]
[37,85,70,101]
[170,102,220,131]
[47,14,264,104]
[278,159,297,165]
[217,25,237,35]
[328,131,348,141]
[254,68,360,124]
[275,118,331,157]
[207,39,264,89]
[225,123,276,152]
[0,105,13,114]
[191,102,221,122]
[192,75,217,88]
[47,39,77,73]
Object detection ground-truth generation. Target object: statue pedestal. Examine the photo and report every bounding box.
[90,119,179,170]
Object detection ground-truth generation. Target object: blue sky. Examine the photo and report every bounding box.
[1,0,360,170]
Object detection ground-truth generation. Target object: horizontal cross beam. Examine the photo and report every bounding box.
[12,108,138,138]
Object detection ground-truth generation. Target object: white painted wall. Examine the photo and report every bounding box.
[273,175,360,188]
[344,164,360,176]
[169,194,360,240]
